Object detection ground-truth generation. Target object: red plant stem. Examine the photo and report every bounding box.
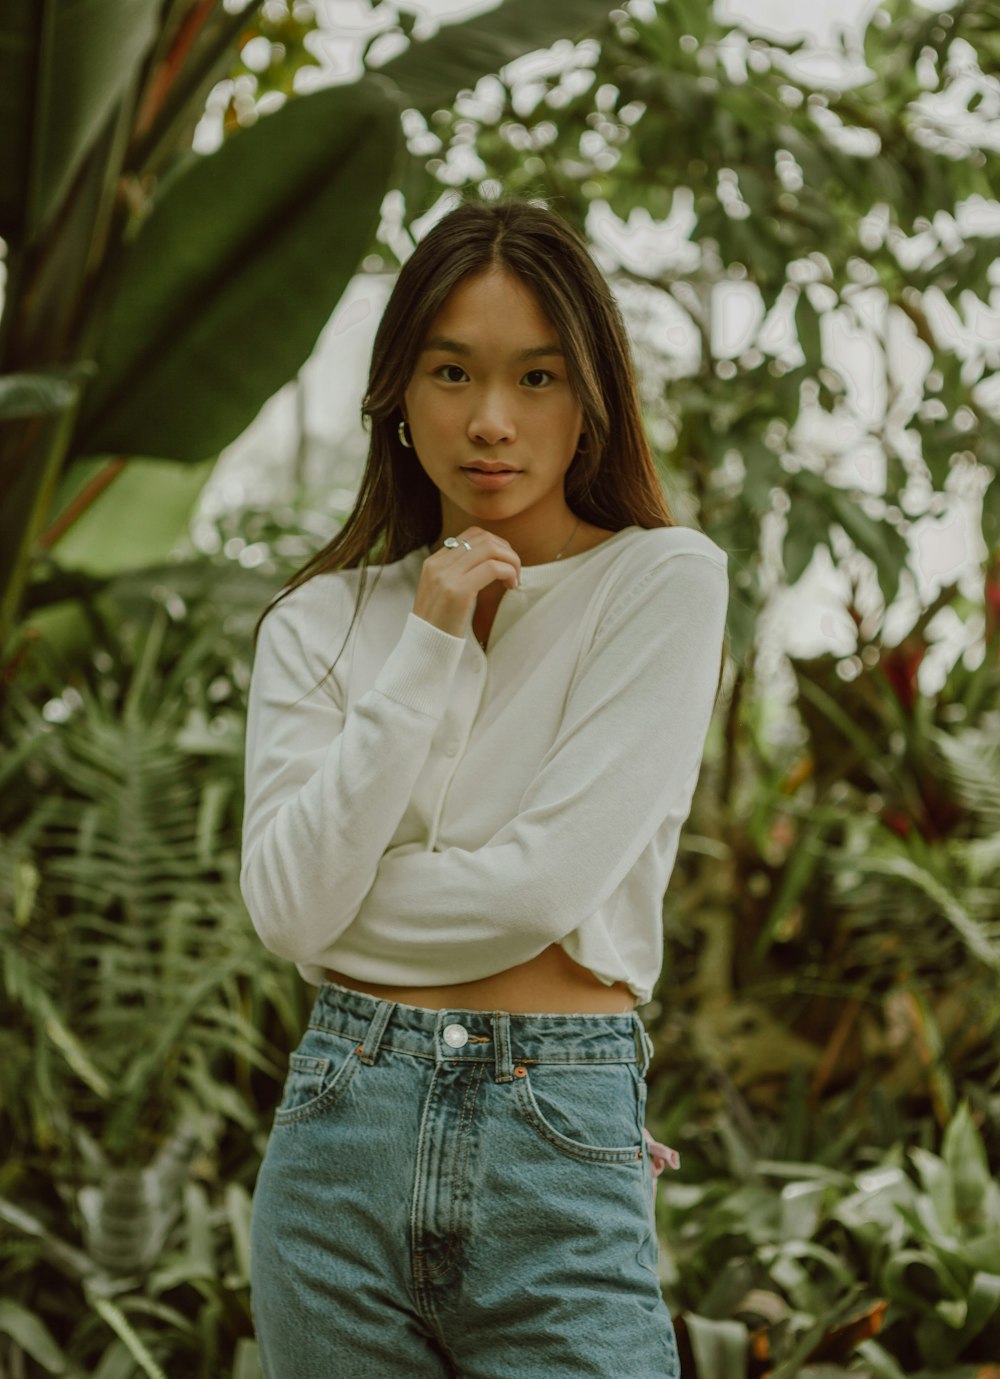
[133,0,218,141]
[810,996,863,1108]
[39,458,128,548]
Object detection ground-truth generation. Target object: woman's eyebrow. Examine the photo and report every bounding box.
[421,337,564,361]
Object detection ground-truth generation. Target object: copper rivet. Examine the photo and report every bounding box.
[355,1044,363,1055]
[514,1065,527,1077]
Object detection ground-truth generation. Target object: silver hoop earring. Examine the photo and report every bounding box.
[398,420,414,448]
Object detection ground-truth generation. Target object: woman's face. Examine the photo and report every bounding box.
[401,267,585,543]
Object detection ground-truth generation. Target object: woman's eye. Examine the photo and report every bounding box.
[430,366,554,388]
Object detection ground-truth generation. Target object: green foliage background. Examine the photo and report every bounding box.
[1,0,999,1374]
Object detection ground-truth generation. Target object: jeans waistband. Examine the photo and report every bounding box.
[312,980,656,1082]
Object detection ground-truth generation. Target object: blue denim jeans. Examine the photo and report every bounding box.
[250,981,680,1378]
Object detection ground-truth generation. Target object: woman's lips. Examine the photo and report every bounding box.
[461,467,521,490]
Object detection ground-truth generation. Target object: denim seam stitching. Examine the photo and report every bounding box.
[410,1065,443,1316]
[307,1030,638,1067]
[452,1061,485,1255]
[415,1062,486,1282]
[272,1049,360,1126]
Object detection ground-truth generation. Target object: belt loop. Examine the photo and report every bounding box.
[356,999,396,1065]
[491,1011,514,1083]
[633,1017,654,1076]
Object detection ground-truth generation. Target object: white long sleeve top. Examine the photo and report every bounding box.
[239,523,729,1004]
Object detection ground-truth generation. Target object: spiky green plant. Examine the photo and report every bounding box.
[0,541,308,1374]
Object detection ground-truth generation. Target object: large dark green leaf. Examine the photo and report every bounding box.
[375,0,618,114]
[0,0,157,244]
[71,77,399,463]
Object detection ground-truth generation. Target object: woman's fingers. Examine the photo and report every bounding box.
[440,528,521,584]
[412,528,522,638]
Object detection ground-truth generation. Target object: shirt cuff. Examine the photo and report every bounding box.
[372,612,466,718]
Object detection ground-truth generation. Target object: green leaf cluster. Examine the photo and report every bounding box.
[0,0,618,651]
[393,0,1000,672]
[658,1104,1000,1372]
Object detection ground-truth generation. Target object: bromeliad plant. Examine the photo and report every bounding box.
[748,563,1000,1134]
[656,1102,1000,1376]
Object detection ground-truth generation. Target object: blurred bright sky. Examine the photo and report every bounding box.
[198,0,995,701]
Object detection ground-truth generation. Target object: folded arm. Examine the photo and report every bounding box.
[239,588,466,963]
[332,551,729,980]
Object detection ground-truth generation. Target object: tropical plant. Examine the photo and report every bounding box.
[644,560,1000,1170]
[657,1102,1000,1375]
[0,515,308,1375]
[0,0,627,655]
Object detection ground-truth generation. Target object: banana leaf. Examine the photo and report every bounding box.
[71,77,399,462]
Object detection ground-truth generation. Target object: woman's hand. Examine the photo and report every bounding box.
[413,527,522,639]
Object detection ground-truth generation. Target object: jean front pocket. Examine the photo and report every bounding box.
[273,1031,361,1127]
[512,1059,645,1165]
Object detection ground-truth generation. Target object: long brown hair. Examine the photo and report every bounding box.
[252,194,684,672]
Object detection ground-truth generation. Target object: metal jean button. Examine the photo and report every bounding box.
[443,1023,469,1049]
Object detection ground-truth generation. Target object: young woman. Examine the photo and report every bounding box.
[240,196,728,1378]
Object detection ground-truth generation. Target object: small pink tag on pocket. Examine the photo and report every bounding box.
[642,1125,680,1175]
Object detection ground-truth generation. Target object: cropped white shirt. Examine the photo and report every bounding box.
[239,523,729,1005]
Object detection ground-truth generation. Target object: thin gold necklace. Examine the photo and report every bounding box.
[476,517,581,650]
[550,516,582,562]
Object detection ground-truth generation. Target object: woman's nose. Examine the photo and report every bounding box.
[468,398,516,445]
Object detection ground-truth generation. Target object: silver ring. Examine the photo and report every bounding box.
[443,536,472,551]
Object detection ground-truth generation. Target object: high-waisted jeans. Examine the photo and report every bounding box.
[250,980,680,1378]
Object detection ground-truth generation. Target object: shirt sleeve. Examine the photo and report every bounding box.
[239,586,466,964]
[332,550,729,981]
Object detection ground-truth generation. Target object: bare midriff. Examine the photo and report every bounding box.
[325,942,636,1014]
